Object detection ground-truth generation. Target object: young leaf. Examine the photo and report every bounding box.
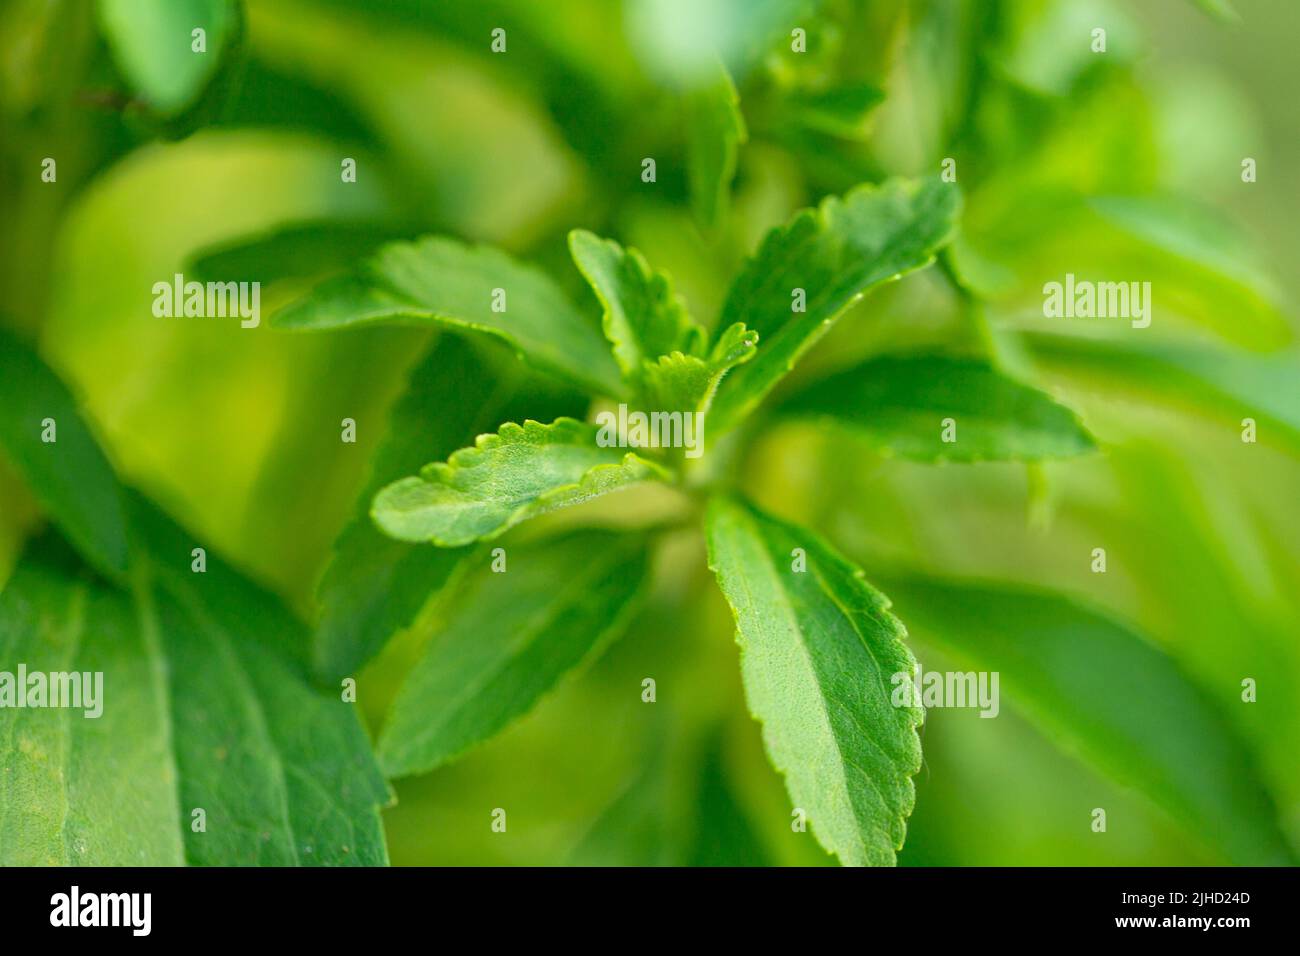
[271,236,624,397]
[96,0,236,115]
[372,418,671,547]
[882,576,1297,866]
[568,229,707,382]
[0,327,129,580]
[313,335,584,684]
[641,321,759,416]
[684,62,748,231]
[0,513,390,866]
[705,496,923,866]
[377,531,650,778]
[709,176,962,432]
[779,352,1097,461]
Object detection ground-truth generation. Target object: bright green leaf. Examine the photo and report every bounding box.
[272,236,624,397]
[372,418,671,547]
[710,176,962,432]
[705,496,923,866]
[780,352,1098,461]
[0,328,129,580]
[96,0,236,115]
[882,576,1296,866]
[377,531,649,778]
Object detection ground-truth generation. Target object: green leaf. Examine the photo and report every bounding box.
[272,236,624,397]
[788,83,885,139]
[96,0,236,115]
[1189,0,1238,22]
[705,496,923,866]
[881,576,1296,866]
[684,62,748,231]
[313,335,584,683]
[0,328,129,580]
[0,508,390,865]
[780,352,1098,461]
[688,734,773,866]
[1027,332,1300,449]
[641,321,759,416]
[377,531,649,778]
[372,418,671,547]
[568,229,707,384]
[710,177,962,432]
[190,220,413,288]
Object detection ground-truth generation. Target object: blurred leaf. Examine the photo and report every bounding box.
[787,82,885,138]
[627,0,810,82]
[883,576,1297,866]
[1190,0,1238,22]
[190,220,414,287]
[372,418,671,547]
[1028,333,1300,449]
[705,496,923,866]
[313,336,584,684]
[272,236,624,396]
[683,62,747,231]
[568,744,688,866]
[688,734,773,866]
[0,328,128,580]
[991,0,1139,98]
[568,229,707,383]
[710,177,962,432]
[960,187,1290,351]
[96,0,237,115]
[0,507,390,865]
[779,352,1097,461]
[377,531,649,779]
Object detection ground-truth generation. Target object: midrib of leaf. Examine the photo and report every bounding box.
[54,583,87,863]
[162,575,302,865]
[732,511,860,838]
[127,568,185,864]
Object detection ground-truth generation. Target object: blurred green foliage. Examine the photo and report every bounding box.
[1,0,1297,865]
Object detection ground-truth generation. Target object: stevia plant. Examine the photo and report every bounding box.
[246,172,1108,866]
[1,0,1296,870]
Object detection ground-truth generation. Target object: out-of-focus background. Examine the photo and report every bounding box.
[1,0,1296,865]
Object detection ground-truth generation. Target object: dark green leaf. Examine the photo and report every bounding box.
[0,328,128,580]
[883,576,1296,866]
[190,220,414,288]
[313,335,584,683]
[780,352,1097,461]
